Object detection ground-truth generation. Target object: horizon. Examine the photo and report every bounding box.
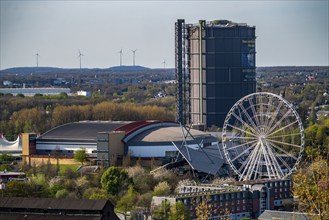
[2,64,329,72]
[1,1,328,70]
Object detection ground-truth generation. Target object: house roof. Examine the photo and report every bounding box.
[0,213,102,220]
[258,210,317,220]
[0,197,119,220]
[0,197,108,211]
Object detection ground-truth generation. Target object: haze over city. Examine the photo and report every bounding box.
[0,0,328,70]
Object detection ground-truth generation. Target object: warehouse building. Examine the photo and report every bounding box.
[175,19,256,128]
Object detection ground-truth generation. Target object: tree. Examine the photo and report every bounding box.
[0,153,15,162]
[293,156,329,220]
[52,146,61,174]
[74,148,88,165]
[3,181,33,197]
[153,181,171,196]
[152,167,178,190]
[168,201,190,220]
[59,92,68,99]
[74,176,89,198]
[83,187,108,199]
[55,189,69,198]
[16,93,25,98]
[193,195,213,220]
[0,164,12,171]
[101,166,132,196]
[137,192,153,220]
[30,174,49,196]
[116,185,139,220]
[44,157,57,179]
[128,165,155,193]
[122,152,131,167]
[152,199,171,220]
[48,177,65,198]
[304,118,329,158]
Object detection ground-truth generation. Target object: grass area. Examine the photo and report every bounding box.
[58,164,80,175]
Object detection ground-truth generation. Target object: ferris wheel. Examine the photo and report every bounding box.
[222,92,304,181]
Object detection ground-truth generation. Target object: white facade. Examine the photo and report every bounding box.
[37,142,96,154]
[128,145,177,157]
[77,90,91,97]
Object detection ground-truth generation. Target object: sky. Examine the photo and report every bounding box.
[0,0,328,70]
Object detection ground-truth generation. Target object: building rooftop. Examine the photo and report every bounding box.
[0,197,119,220]
[115,120,162,136]
[128,123,217,144]
[173,143,225,175]
[176,184,241,198]
[207,19,250,27]
[0,171,26,176]
[184,19,254,28]
[0,213,102,220]
[0,197,108,210]
[258,210,316,220]
[37,121,130,141]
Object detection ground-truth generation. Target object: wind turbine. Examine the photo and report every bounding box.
[131,49,137,66]
[118,49,123,66]
[162,59,167,69]
[78,50,85,69]
[36,53,40,67]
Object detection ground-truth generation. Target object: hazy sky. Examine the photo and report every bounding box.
[0,0,328,70]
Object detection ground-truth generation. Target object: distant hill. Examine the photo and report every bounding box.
[108,65,150,71]
[0,65,152,75]
[257,66,328,72]
[0,67,66,74]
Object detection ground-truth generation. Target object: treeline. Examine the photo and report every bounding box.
[304,117,329,158]
[0,94,101,121]
[260,82,329,123]
[0,100,174,140]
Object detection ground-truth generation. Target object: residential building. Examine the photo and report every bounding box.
[152,179,292,220]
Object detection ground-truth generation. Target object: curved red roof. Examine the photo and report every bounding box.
[114,120,162,135]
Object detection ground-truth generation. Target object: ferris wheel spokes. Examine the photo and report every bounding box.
[266,141,298,161]
[239,141,261,180]
[226,140,258,151]
[231,111,258,135]
[230,141,258,162]
[222,92,305,181]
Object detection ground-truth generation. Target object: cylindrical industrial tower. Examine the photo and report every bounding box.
[175,19,256,128]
